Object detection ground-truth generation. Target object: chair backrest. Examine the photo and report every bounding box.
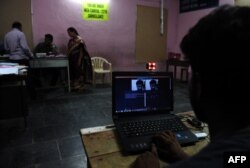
[91,57,110,70]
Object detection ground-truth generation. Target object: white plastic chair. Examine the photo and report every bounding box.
[91,57,112,87]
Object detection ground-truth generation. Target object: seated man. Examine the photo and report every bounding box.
[34,34,58,55]
[34,34,60,86]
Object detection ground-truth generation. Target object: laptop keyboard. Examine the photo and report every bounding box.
[118,118,186,137]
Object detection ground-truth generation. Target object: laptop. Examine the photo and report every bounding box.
[112,71,198,154]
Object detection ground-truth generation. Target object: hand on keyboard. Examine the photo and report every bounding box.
[153,130,189,163]
[133,144,160,168]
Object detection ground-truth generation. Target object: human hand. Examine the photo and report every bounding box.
[133,144,160,168]
[153,130,189,163]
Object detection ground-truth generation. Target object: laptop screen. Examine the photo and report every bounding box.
[112,72,173,115]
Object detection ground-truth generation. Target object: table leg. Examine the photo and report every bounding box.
[67,65,71,92]
[166,63,169,72]
[174,65,177,79]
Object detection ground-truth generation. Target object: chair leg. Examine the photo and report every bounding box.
[92,73,96,87]
[110,73,112,86]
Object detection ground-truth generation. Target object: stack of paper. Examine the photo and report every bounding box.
[0,66,19,75]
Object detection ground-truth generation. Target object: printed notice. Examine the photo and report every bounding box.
[83,0,109,21]
[180,0,219,13]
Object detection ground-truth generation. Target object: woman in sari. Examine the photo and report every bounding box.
[67,27,93,90]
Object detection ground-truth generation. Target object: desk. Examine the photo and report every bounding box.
[166,59,189,80]
[30,57,70,92]
[0,74,28,127]
[0,55,10,62]
[81,111,209,168]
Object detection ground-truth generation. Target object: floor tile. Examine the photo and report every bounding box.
[11,141,60,167]
[0,127,32,149]
[0,148,12,167]
[58,136,84,158]
[0,82,190,168]
[33,126,58,142]
[36,155,87,168]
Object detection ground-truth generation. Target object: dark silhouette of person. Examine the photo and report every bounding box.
[134,5,250,168]
[136,80,145,91]
[150,79,158,91]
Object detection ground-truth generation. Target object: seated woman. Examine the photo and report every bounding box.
[67,27,92,90]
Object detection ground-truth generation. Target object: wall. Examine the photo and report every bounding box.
[175,0,235,55]
[0,0,236,71]
[32,0,178,71]
[0,0,33,48]
[235,0,250,6]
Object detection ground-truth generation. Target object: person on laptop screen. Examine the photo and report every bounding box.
[136,79,145,91]
[149,79,158,91]
[134,5,250,168]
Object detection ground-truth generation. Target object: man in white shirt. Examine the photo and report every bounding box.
[4,21,36,99]
[4,21,33,66]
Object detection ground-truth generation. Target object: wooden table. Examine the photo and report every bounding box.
[80,111,209,168]
[29,57,70,92]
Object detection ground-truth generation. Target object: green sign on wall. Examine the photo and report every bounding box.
[83,0,109,21]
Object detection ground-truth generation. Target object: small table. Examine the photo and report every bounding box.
[81,111,209,168]
[30,57,71,92]
[0,74,28,127]
[166,59,189,80]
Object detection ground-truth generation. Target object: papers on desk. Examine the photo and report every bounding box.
[0,62,28,75]
[55,54,67,58]
[36,53,47,58]
[34,53,67,58]
[0,62,19,66]
[0,66,19,75]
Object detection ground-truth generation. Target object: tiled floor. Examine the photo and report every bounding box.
[0,81,191,168]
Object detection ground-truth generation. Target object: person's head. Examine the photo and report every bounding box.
[44,34,53,45]
[67,27,79,38]
[150,79,157,90]
[12,21,22,31]
[136,80,144,91]
[180,5,250,126]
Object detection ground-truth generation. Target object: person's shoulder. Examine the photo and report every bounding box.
[77,36,85,43]
[4,31,10,38]
[5,29,14,36]
[77,35,83,40]
[16,30,26,37]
